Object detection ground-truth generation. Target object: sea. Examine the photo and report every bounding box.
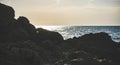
[36,26,120,42]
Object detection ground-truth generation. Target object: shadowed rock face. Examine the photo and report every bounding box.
[0,3,15,25]
[0,3,35,42]
[36,28,63,42]
[17,16,30,24]
[0,3,16,42]
[17,16,36,40]
[0,3,120,65]
[0,3,63,42]
[0,3,15,21]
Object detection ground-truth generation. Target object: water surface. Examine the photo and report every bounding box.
[37,26,120,42]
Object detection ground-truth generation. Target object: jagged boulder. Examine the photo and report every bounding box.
[79,32,112,42]
[64,32,120,64]
[0,3,15,29]
[0,3,36,42]
[0,3,120,65]
[0,3,16,42]
[17,16,36,40]
[0,3,15,20]
[36,28,63,42]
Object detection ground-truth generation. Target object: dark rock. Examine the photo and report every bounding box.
[79,32,112,42]
[17,16,36,40]
[0,3,120,65]
[0,3,37,42]
[0,3,16,42]
[36,28,63,42]
[64,32,120,65]
[0,3,15,20]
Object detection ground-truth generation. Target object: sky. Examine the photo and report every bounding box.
[0,0,120,25]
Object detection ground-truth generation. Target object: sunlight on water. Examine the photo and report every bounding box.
[36,26,61,30]
[35,26,120,42]
[36,26,70,40]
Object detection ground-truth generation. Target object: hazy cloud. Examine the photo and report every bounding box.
[93,0,120,7]
[1,0,120,25]
[2,0,120,7]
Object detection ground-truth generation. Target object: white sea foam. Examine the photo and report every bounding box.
[36,26,120,42]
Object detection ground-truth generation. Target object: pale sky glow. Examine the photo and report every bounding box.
[56,0,61,5]
[1,0,120,25]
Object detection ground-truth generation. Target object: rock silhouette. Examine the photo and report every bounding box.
[36,28,63,42]
[0,3,120,65]
[17,16,36,40]
[0,3,16,42]
[0,3,15,20]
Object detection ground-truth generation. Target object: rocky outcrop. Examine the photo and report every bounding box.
[0,3,15,20]
[36,28,63,42]
[17,16,36,40]
[0,3,63,42]
[0,3,120,65]
[62,32,120,65]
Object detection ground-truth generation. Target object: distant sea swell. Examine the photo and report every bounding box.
[37,26,120,42]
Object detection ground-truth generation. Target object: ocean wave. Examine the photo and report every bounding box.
[39,26,120,42]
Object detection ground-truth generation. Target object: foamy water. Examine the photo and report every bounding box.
[37,26,120,42]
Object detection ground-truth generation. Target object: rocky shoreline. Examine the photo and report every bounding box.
[0,3,120,65]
